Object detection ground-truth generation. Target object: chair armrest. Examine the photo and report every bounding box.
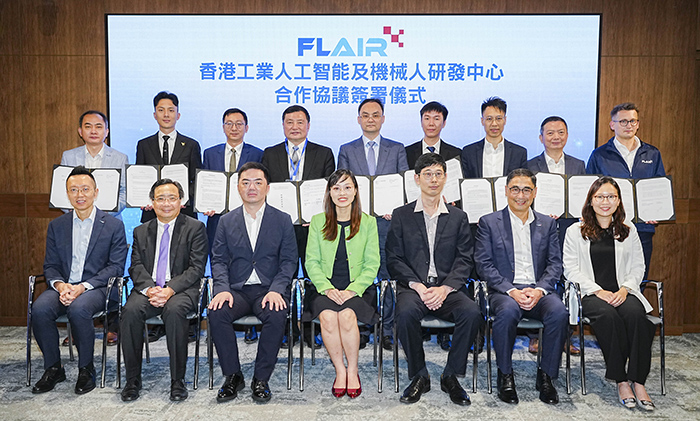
[565,280,582,326]
[196,278,207,317]
[641,280,663,320]
[474,280,490,320]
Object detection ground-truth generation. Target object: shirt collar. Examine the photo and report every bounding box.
[226,142,244,155]
[613,136,640,155]
[544,151,565,166]
[84,144,105,159]
[362,134,381,148]
[422,139,441,152]
[73,205,97,223]
[484,139,504,153]
[157,216,177,231]
[508,206,535,227]
[244,202,266,220]
[159,130,177,141]
[414,195,449,216]
[286,139,306,153]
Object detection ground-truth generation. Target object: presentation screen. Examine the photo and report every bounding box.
[106,14,600,166]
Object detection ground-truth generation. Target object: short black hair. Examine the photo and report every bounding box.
[282,105,310,123]
[222,108,248,125]
[481,96,507,115]
[506,168,536,187]
[149,178,184,200]
[153,91,179,108]
[238,161,271,184]
[414,153,446,174]
[420,101,448,120]
[358,98,384,114]
[79,110,108,128]
[610,102,639,119]
[540,116,568,134]
[66,165,96,188]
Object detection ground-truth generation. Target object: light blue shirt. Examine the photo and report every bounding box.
[50,206,97,291]
[362,135,380,169]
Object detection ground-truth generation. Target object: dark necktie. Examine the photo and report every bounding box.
[162,135,170,165]
[427,146,436,153]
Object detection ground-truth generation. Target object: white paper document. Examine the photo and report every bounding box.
[493,176,508,211]
[49,166,75,209]
[355,176,371,214]
[533,172,565,217]
[160,163,190,205]
[126,165,158,207]
[91,168,121,212]
[228,173,242,211]
[635,177,675,222]
[194,170,228,214]
[567,175,599,218]
[300,178,327,223]
[372,174,404,216]
[443,158,462,203]
[403,172,420,204]
[268,182,299,223]
[460,178,495,223]
[613,177,636,224]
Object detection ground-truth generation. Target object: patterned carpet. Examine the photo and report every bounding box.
[1,326,698,420]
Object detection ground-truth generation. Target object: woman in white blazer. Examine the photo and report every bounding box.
[563,176,656,411]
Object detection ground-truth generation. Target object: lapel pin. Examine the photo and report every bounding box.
[181,141,185,146]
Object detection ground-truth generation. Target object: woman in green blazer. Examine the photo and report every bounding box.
[306,169,380,399]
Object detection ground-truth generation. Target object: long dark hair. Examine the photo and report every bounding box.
[322,169,362,241]
[580,176,629,242]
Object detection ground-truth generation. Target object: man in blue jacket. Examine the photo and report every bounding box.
[586,102,665,279]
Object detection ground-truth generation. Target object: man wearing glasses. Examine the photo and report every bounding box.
[586,102,666,279]
[475,169,568,405]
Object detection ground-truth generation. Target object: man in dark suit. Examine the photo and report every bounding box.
[405,101,461,169]
[208,162,298,404]
[337,98,409,350]
[136,91,202,222]
[32,166,127,395]
[460,96,527,179]
[120,179,208,402]
[474,168,568,405]
[386,153,483,406]
[261,105,334,349]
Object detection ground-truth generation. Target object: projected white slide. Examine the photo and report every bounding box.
[107,15,600,163]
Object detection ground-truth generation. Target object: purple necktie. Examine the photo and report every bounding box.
[156,223,170,287]
[367,141,376,176]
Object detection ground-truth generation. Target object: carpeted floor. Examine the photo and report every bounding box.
[1,326,697,420]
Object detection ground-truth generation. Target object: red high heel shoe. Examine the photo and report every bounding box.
[332,375,346,398]
[347,374,362,399]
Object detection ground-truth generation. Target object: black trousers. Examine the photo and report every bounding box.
[396,287,483,379]
[121,292,194,381]
[582,294,655,384]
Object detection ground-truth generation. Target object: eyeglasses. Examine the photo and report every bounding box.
[420,171,445,180]
[593,194,618,203]
[483,116,504,123]
[360,112,382,120]
[68,187,93,195]
[508,186,534,195]
[223,121,246,129]
[612,119,639,127]
[154,196,180,204]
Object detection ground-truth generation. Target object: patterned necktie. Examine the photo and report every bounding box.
[291,146,300,179]
[427,146,436,153]
[229,148,238,173]
[156,223,170,287]
[367,141,376,176]
[162,135,170,165]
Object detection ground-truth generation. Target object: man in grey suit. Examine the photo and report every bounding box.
[120,179,208,402]
[337,98,409,350]
[61,111,128,217]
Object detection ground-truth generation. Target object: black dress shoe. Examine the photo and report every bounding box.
[497,369,519,404]
[400,375,430,404]
[535,369,559,404]
[244,327,258,344]
[440,374,471,406]
[382,336,393,351]
[280,335,298,349]
[147,325,166,343]
[359,335,369,350]
[170,378,188,401]
[437,332,452,351]
[251,377,272,403]
[120,377,142,402]
[74,364,96,395]
[32,365,66,394]
[217,372,245,403]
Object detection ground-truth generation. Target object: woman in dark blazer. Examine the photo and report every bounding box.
[305,169,380,399]
[563,176,656,411]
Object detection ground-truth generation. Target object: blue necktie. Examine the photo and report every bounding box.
[427,146,436,153]
[367,141,376,176]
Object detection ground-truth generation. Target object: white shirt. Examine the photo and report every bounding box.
[286,139,306,181]
[613,136,640,173]
[414,197,449,278]
[83,144,105,169]
[421,139,441,155]
[243,203,266,285]
[225,142,244,173]
[508,207,536,286]
[482,139,505,178]
[158,130,177,163]
[50,206,97,291]
[544,152,566,175]
[362,135,381,170]
[150,217,176,288]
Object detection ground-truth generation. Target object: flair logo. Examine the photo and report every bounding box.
[297,26,405,57]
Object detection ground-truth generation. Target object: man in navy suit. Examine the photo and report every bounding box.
[460,97,527,179]
[586,102,665,280]
[337,98,409,350]
[405,101,461,169]
[475,168,568,405]
[208,162,298,404]
[135,91,202,222]
[61,111,129,217]
[387,153,483,406]
[32,166,128,395]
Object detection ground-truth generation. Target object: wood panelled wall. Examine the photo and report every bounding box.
[0,0,698,332]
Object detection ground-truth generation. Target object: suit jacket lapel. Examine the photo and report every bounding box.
[376,137,388,174]
[169,215,185,272]
[497,208,514,272]
[238,144,250,171]
[170,134,186,164]
[61,215,74,276]
[234,207,254,253]
[85,210,106,262]
[503,140,512,175]
[148,134,165,165]
[145,219,158,273]
[302,142,314,179]
[530,214,544,277]
[412,209,430,260]
[354,139,371,175]
[475,140,485,178]
[537,154,548,173]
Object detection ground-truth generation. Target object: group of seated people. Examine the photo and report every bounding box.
[28,92,663,411]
